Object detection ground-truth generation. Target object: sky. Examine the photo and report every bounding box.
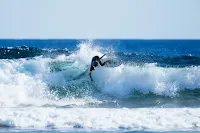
[0,0,200,39]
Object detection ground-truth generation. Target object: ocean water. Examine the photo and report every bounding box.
[0,39,200,133]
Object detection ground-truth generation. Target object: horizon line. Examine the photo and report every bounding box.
[0,38,200,40]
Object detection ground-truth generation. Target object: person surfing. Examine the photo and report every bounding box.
[89,54,108,81]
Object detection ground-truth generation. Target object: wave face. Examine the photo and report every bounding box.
[0,39,200,131]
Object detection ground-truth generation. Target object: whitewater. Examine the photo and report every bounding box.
[0,40,200,132]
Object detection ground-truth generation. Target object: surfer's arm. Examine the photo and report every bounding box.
[99,60,110,66]
[99,61,104,66]
[99,54,106,66]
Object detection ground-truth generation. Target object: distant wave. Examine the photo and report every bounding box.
[117,52,200,67]
[0,46,200,67]
[0,46,70,59]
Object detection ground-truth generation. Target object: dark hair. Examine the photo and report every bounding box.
[94,56,100,60]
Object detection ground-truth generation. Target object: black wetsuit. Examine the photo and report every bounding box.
[90,56,104,71]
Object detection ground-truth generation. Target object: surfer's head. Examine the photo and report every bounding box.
[94,56,100,61]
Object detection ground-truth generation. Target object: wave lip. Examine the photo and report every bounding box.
[0,108,200,131]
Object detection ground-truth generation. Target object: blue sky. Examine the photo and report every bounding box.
[0,0,200,39]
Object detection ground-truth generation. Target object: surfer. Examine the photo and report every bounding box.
[89,54,107,81]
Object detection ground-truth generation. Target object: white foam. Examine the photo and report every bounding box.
[68,42,105,64]
[92,64,200,97]
[0,57,99,107]
[0,58,50,107]
[0,108,200,131]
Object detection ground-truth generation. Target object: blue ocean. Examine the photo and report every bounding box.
[0,39,200,133]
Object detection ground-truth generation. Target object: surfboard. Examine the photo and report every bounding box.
[101,58,122,67]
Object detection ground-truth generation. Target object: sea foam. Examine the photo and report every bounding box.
[0,108,200,131]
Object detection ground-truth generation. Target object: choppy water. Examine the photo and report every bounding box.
[0,39,200,133]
